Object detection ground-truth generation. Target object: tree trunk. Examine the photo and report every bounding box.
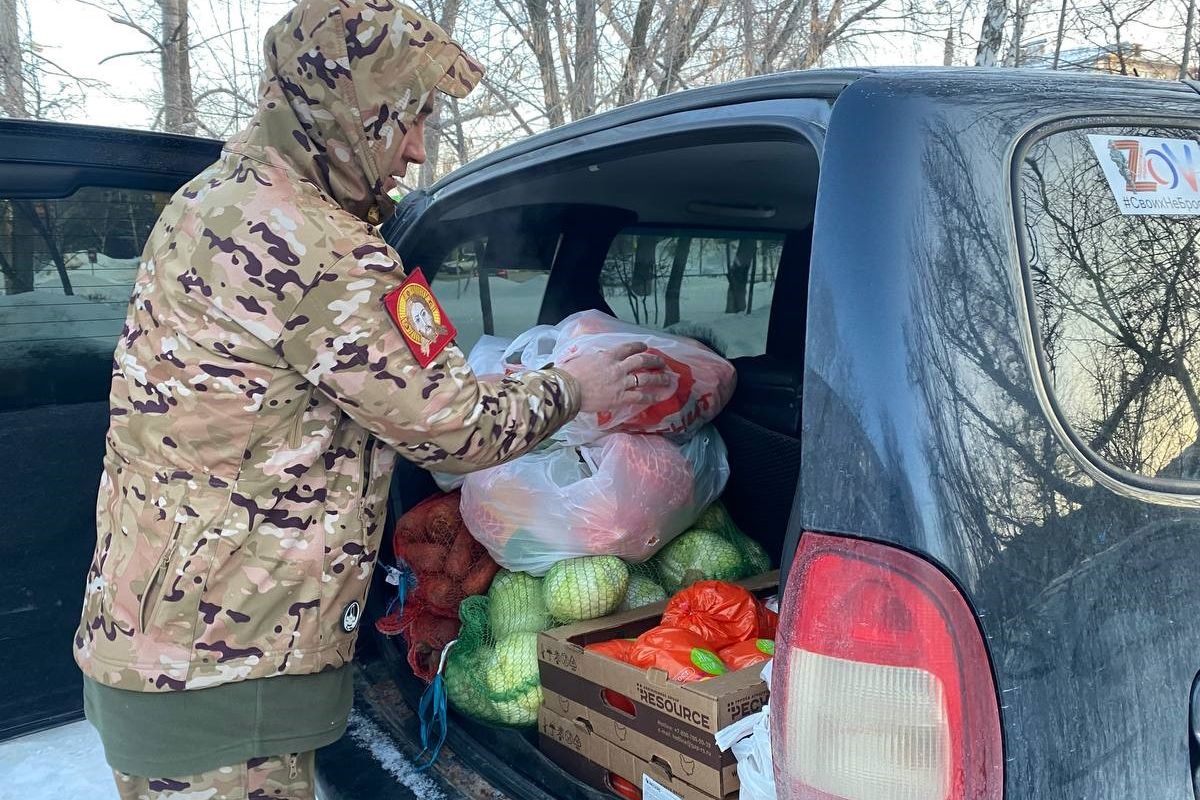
[664,236,691,327]
[15,200,71,295]
[0,0,25,117]
[943,26,955,66]
[631,234,659,297]
[573,0,597,118]
[524,0,565,127]
[159,0,196,134]
[742,0,756,76]
[1005,0,1026,66]
[974,0,1007,67]
[420,0,463,187]
[617,0,654,105]
[725,237,754,314]
[1182,0,1197,79]
[3,203,35,294]
[1051,0,1069,68]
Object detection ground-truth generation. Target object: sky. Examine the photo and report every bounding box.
[20,0,1185,133]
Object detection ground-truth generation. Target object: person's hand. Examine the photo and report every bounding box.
[557,342,674,414]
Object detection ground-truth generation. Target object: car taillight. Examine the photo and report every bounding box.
[772,532,1002,800]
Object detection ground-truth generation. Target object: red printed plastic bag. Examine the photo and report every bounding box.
[718,638,775,671]
[661,580,764,650]
[461,428,728,575]
[757,606,778,641]
[626,626,729,682]
[503,311,736,444]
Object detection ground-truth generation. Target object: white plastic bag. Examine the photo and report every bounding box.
[503,311,736,444]
[715,660,777,800]
[459,426,729,575]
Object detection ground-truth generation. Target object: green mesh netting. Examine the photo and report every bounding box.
[632,500,773,595]
[443,502,771,725]
[445,570,559,728]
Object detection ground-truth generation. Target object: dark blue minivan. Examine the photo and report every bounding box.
[3,68,1200,799]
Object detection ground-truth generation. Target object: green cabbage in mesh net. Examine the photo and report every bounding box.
[618,574,668,611]
[488,570,550,637]
[444,594,545,727]
[542,555,630,622]
[640,501,773,593]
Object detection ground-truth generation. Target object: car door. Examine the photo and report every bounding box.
[0,120,220,740]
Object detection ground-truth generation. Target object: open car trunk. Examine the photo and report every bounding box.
[347,117,822,797]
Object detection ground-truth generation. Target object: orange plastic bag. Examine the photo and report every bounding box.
[660,581,763,650]
[718,638,775,671]
[585,638,637,663]
[627,626,728,682]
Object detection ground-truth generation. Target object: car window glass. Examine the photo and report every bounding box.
[432,237,550,352]
[599,229,784,359]
[1018,124,1200,483]
[0,188,170,409]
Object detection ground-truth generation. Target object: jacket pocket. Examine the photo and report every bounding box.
[288,386,315,449]
[137,515,184,632]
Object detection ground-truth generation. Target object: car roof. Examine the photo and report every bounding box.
[432,66,1198,189]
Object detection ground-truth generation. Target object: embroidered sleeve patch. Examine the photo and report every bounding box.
[383,268,457,368]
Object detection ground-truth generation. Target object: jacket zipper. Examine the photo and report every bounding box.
[288,387,314,449]
[360,434,375,500]
[138,518,183,632]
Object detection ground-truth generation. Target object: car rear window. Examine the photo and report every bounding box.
[0,188,171,409]
[600,228,784,359]
[1017,124,1200,484]
[430,237,549,353]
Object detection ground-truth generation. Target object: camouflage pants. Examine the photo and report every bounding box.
[111,751,315,800]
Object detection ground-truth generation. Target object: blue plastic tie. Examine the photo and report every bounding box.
[416,639,456,770]
[382,561,417,618]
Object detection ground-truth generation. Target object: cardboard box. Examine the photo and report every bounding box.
[537,571,777,799]
[539,704,720,800]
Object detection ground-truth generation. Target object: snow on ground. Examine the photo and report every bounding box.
[343,710,446,800]
[0,721,116,800]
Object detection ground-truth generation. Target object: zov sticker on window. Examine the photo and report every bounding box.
[1087,134,1200,216]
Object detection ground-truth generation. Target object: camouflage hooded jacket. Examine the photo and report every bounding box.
[74,0,580,692]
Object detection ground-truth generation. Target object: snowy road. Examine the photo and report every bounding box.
[0,721,115,800]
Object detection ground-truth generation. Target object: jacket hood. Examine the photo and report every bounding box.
[226,0,483,221]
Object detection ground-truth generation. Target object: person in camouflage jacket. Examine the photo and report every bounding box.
[75,0,668,759]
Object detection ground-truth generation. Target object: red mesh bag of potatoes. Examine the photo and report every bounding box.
[375,491,500,681]
[394,491,499,613]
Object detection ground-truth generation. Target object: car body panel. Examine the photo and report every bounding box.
[799,71,1200,798]
[0,122,220,739]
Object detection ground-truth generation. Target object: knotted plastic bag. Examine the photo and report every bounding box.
[460,427,729,575]
[502,310,736,444]
[660,580,765,650]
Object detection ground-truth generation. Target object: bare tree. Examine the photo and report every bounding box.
[975,0,1008,65]
[0,0,24,117]
[1181,0,1197,79]
[574,0,597,116]
[1051,0,1070,67]
[1077,0,1158,75]
[616,0,655,104]
[79,0,198,133]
